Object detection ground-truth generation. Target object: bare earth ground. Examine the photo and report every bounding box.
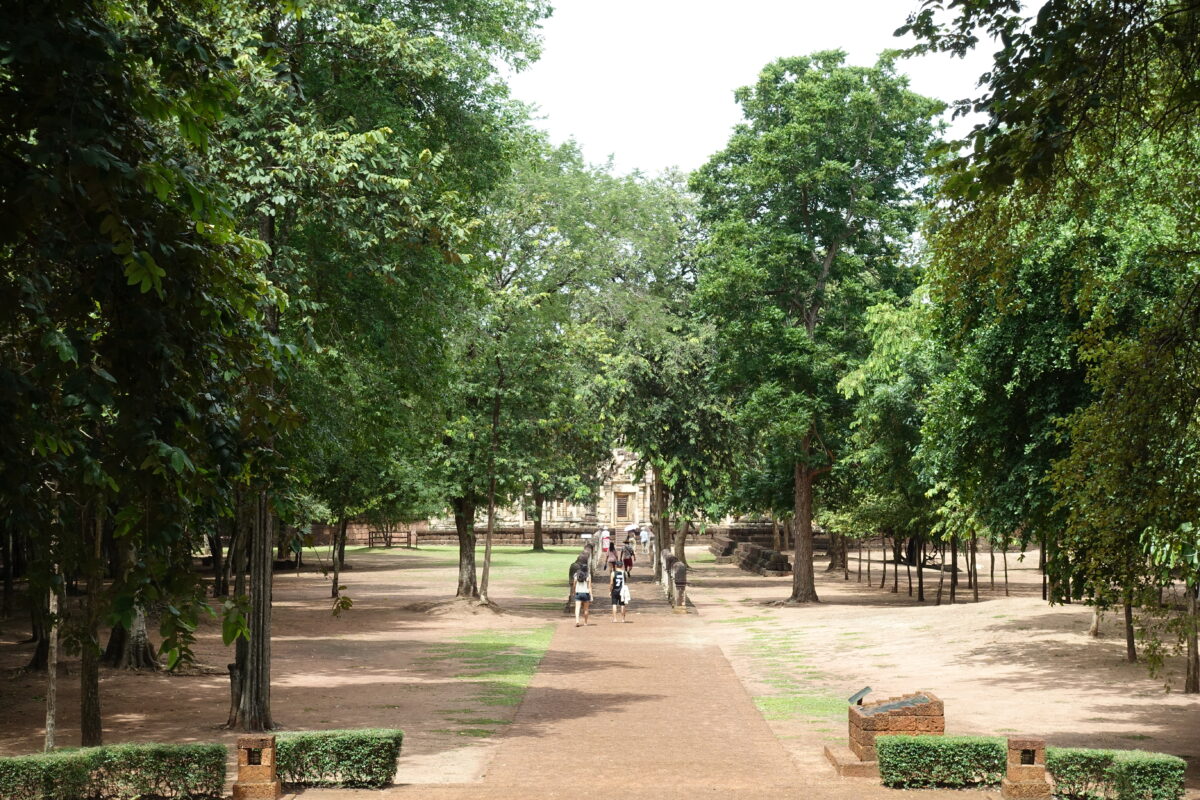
[0,543,1197,799]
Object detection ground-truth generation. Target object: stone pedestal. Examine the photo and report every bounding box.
[232,735,282,800]
[848,692,944,762]
[1000,736,1053,799]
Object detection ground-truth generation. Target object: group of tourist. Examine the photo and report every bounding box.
[571,524,652,626]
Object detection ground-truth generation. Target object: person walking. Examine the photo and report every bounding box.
[573,561,592,626]
[610,565,630,623]
[639,526,650,556]
[621,540,636,574]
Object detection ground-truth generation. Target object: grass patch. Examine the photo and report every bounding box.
[425,626,554,733]
[754,694,846,721]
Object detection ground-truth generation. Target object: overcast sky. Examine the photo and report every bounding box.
[507,0,999,176]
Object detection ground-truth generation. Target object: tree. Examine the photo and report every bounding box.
[692,51,942,602]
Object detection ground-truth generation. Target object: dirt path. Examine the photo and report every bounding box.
[298,571,808,800]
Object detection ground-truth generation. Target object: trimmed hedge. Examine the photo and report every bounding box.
[276,729,404,788]
[877,735,1006,788]
[0,743,225,800]
[1048,747,1186,800]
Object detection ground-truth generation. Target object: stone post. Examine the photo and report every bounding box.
[232,734,281,800]
[1000,736,1053,799]
[672,562,688,613]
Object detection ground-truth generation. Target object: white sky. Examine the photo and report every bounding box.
[507,0,1000,176]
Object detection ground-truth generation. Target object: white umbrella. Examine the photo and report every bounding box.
[624,523,639,533]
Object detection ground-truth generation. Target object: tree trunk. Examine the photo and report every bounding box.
[1040,535,1048,601]
[1124,596,1136,663]
[225,500,249,729]
[989,547,995,592]
[949,536,958,603]
[1185,580,1198,694]
[857,537,863,583]
[532,488,545,552]
[45,583,58,751]
[917,540,925,602]
[452,495,478,598]
[2,531,13,618]
[891,537,899,593]
[651,467,666,581]
[773,519,781,553]
[1088,605,1102,638]
[935,544,946,606]
[1003,544,1010,597]
[789,461,819,603]
[964,537,974,599]
[102,607,159,670]
[331,515,347,598]
[236,492,274,731]
[208,529,225,597]
[905,541,912,597]
[879,535,888,589]
[674,518,689,564]
[866,535,872,584]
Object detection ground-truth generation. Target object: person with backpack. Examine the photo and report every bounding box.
[621,540,636,574]
[610,565,630,622]
[572,563,592,626]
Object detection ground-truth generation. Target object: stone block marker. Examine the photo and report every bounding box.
[232,734,281,800]
[848,691,944,762]
[825,690,944,778]
[1001,736,1053,799]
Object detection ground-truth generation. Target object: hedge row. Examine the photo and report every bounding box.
[877,735,1006,788]
[1048,746,1186,800]
[0,742,225,800]
[876,736,1186,800]
[276,729,404,788]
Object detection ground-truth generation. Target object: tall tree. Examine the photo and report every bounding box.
[692,51,941,602]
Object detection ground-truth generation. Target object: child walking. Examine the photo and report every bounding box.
[610,566,630,623]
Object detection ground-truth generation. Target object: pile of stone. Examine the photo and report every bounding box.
[732,542,792,577]
[708,535,737,563]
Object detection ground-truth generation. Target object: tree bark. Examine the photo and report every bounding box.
[905,541,912,596]
[45,583,58,751]
[236,492,274,731]
[788,460,819,603]
[935,544,946,606]
[1124,596,1137,663]
[773,519,781,553]
[208,528,225,597]
[1185,580,1198,694]
[1003,543,1010,597]
[452,495,478,598]
[917,540,925,602]
[879,534,888,589]
[891,537,899,593]
[674,518,689,564]
[225,499,249,729]
[102,606,159,670]
[331,515,347,598]
[949,536,958,603]
[2,531,13,618]
[532,488,545,552]
[78,509,103,747]
[964,537,974,599]
[1088,605,1102,638]
[651,467,666,581]
[857,537,863,583]
[1040,535,1048,601]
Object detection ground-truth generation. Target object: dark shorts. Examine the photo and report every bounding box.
[575,592,591,602]
[611,592,625,606]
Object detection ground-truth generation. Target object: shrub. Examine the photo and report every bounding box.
[877,735,1006,788]
[1048,747,1116,799]
[276,729,404,788]
[0,743,224,800]
[1108,750,1186,800]
[1030,747,1186,800]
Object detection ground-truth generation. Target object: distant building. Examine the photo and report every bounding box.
[427,446,652,533]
